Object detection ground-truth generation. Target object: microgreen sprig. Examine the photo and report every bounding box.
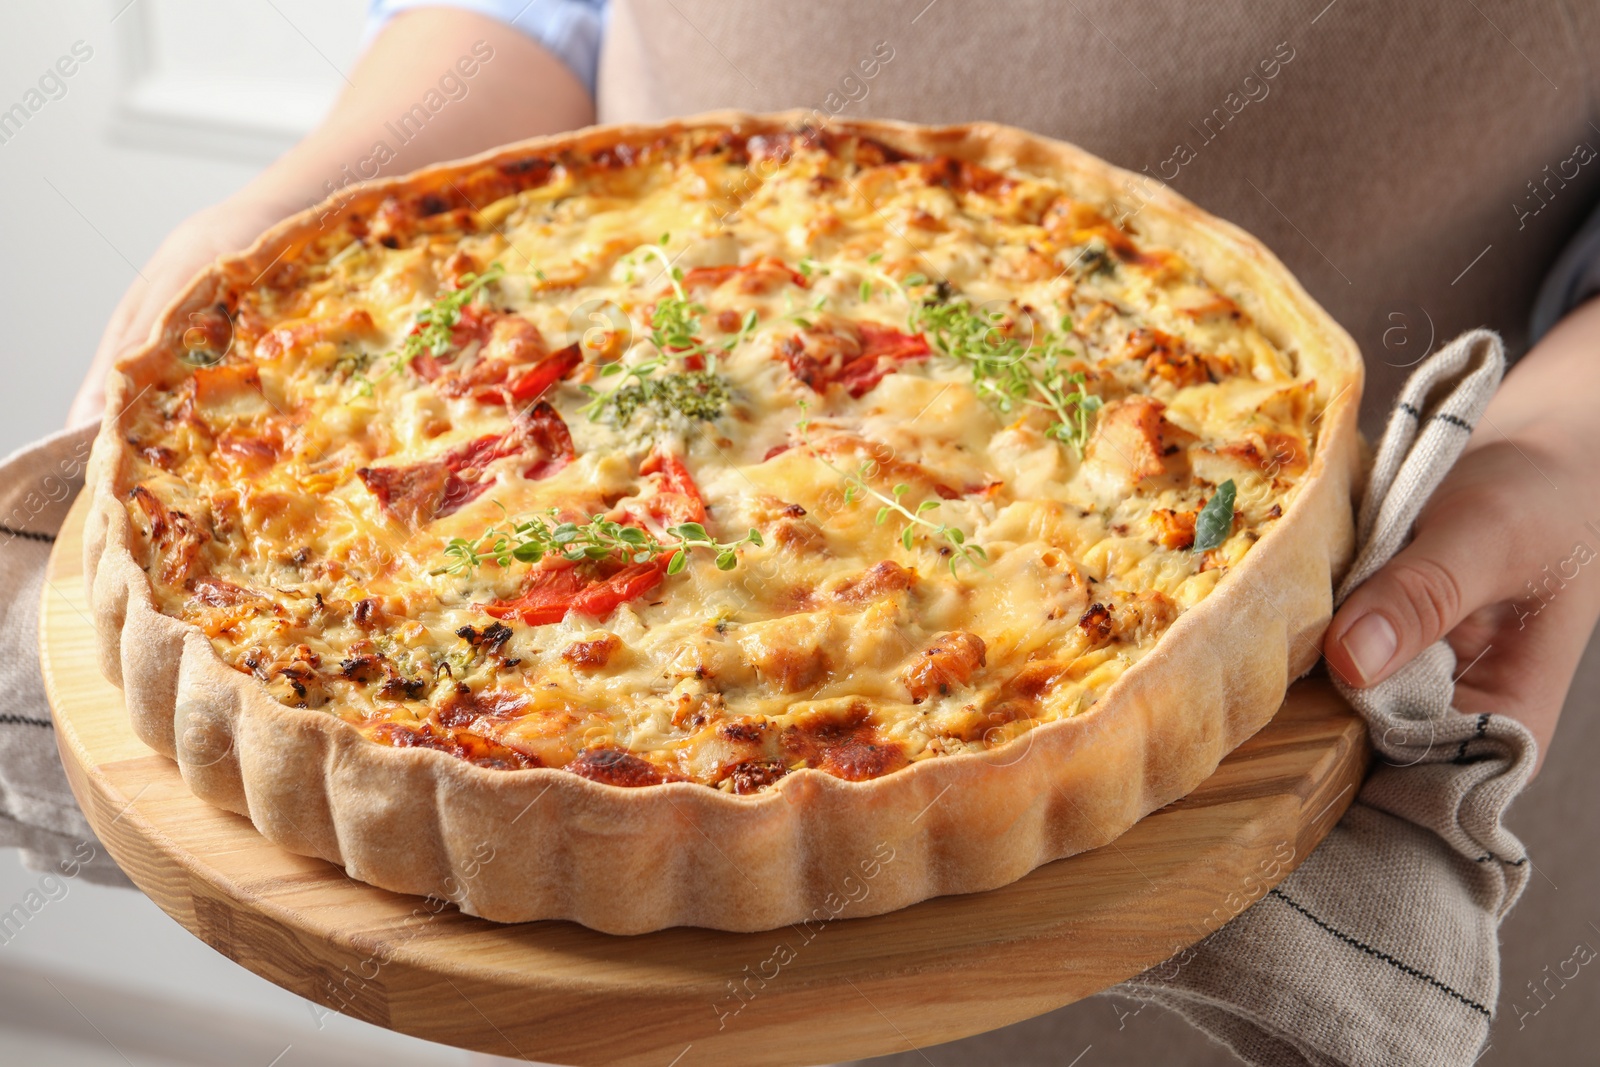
[434,508,763,578]
[796,403,987,576]
[399,263,505,371]
[907,286,1102,454]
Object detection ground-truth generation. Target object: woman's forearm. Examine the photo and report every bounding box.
[1484,294,1600,479]
[234,6,594,217]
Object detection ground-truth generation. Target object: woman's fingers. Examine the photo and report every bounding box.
[68,201,282,427]
[1323,474,1524,688]
[1326,531,1484,686]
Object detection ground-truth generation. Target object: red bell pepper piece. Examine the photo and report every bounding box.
[681,257,808,292]
[834,324,931,398]
[358,402,575,525]
[858,323,931,362]
[484,559,668,627]
[568,562,665,618]
[781,322,931,399]
[635,447,708,526]
[481,449,709,625]
[500,343,583,404]
[480,567,587,625]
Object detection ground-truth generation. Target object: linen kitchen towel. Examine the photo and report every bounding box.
[0,424,128,888]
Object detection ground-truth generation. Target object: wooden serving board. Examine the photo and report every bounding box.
[41,492,1369,1066]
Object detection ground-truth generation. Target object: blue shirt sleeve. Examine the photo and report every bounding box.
[365,0,606,97]
[1530,197,1600,343]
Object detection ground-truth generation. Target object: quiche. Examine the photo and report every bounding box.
[85,113,1361,933]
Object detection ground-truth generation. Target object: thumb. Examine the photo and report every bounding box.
[1323,514,1509,688]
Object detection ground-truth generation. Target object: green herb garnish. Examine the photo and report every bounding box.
[910,289,1102,454]
[580,246,757,420]
[398,263,504,371]
[793,259,1101,455]
[589,370,732,425]
[434,509,762,578]
[646,266,707,360]
[797,403,986,576]
[1192,479,1236,553]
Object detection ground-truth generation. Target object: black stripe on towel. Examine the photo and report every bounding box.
[1268,887,1492,1018]
[0,524,54,544]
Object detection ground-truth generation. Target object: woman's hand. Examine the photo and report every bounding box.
[68,197,297,425]
[1324,296,1600,775]
[68,6,592,427]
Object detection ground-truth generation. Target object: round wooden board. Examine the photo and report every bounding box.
[42,492,1368,1066]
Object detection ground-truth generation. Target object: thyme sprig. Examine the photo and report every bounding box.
[350,263,505,396]
[796,403,987,576]
[434,507,763,578]
[906,284,1102,454]
[644,251,709,363]
[638,244,760,368]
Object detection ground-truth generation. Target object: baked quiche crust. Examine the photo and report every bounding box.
[85,112,1361,933]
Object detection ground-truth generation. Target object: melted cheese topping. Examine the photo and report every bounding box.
[119,128,1327,792]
